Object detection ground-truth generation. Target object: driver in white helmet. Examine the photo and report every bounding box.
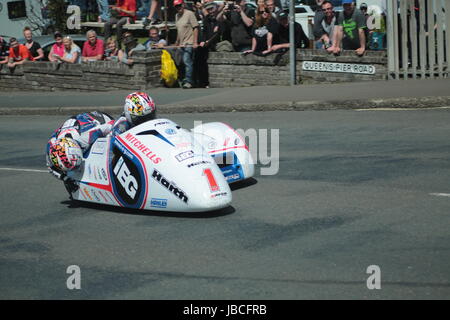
[46,111,115,192]
[111,91,157,136]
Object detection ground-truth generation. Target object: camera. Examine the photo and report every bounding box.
[227,1,235,11]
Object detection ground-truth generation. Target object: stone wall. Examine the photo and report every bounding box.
[0,49,387,91]
[207,49,387,87]
[0,51,162,92]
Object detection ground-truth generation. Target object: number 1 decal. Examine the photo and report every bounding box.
[203,168,220,192]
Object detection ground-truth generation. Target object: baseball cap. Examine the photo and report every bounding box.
[204,2,218,10]
[54,31,63,38]
[360,2,368,9]
[342,0,354,4]
[173,0,183,6]
[277,10,288,20]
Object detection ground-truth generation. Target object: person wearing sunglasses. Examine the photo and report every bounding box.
[243,7,277,56]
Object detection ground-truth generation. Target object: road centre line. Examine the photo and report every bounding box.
[429,193,450,198]
[356,107,450,111]
[0,167,48,173]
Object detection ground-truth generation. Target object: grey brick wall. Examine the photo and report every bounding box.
[0,49,387,91]
[0,51,162,92]
[208,49,387,87]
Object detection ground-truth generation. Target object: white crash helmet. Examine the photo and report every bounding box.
[124,92,156,126]
[49,137,83,171]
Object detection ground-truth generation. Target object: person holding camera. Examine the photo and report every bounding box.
[218,0,255,52]
[104,37,120,61]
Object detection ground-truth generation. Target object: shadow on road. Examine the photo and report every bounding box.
[61,200,236,219]
[230,178,258,191]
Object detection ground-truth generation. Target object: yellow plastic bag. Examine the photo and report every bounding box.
[160,49,178,87]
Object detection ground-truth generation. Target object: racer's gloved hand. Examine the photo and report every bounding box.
[48,166,64,180]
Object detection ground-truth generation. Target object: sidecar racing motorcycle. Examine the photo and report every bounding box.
[63,119,255,212]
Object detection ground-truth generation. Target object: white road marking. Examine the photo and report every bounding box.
[356,107,450,111]
[429,193,450,198]
[0,167,48,173]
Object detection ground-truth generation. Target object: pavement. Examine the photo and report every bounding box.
[0,78,449,115]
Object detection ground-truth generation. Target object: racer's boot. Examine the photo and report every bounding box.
[63,176,79,200]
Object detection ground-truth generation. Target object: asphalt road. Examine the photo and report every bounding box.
[1,110,450,299]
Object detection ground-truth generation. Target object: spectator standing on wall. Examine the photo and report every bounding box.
[314,1,339,49]
[174,0,199,89]
[266,9,309,53]
[142,0,163,26]
[97,0,111,22]
[219,0,255,52]
[243,6,277,56]
[54,36,81,64]
[48,31,65,62]
[7,37,33,70]
[143,26,167,50]
[327,0,367,56]
[104,0,137,46]
[0,37,9,65]
[23,27,44,61]
[118,32,146,65]
[82,30,105,62]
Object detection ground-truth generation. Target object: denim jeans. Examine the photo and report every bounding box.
[181,47,194,85]
[96,0,110,21]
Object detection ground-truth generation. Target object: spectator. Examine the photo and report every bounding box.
[143,26,167,50]
[23,27,44,61]
[8,37,33,69]
[359,2,370,46]
[174,0,199,89]
[267,10,309,53]
[313,0,326,45]
[0,37,10,65]
[118,32,146,65]
[97,0,111,22]
[104,37,120,61]
[312,0,325,11]
[48,31,65,62]
[82,30,104,62]
[265,0,280,18]
[327,0,367,56]
[195,1,221,88]
[243,7,277,56]
[143,0,162,26]
[199,2,221,51]
[54,36,81,64]
[104,0,137,46]
[314,0,339,49]
[219,0,255,52]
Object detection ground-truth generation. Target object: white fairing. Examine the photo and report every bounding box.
[192,122,255,184]
[67,119,237,212]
